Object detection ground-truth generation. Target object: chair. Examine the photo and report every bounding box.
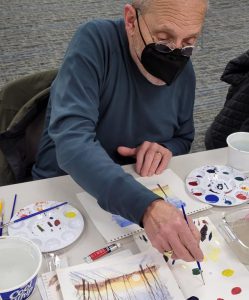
[0,69,57,186]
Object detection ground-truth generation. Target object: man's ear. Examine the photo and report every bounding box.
[124,4,137,36]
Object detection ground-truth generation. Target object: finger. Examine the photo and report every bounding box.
[178,228,204,261]
[136,142,150,174]
[168,234,195,262]
[140,149,157,176]
[117,146,136,157]
[148,152,162,176]
[156,151,171,174]
[188,218,201,243]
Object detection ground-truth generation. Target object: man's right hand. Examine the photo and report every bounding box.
[143,199,204,262]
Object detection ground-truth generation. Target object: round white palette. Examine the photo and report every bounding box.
[8,201,84,252]
[186,165,249,206]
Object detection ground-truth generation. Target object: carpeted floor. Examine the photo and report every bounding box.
[1,0,249,152]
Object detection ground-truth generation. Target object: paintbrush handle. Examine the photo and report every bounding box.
[0,201,68,228]
[181,206,203,273]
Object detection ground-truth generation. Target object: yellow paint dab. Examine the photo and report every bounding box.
[64,211,76,218]
[241,185,249,191]
[222,269,234,277]
[206,247,221,262]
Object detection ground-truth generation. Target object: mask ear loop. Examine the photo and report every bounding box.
[135,9,147,46]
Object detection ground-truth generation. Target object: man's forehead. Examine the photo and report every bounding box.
[144,0,207,14]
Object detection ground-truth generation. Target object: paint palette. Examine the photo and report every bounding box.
[186,165,249,206]
[8,201,84,252]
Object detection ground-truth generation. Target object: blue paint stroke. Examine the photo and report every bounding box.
[112,214,133,227]
[167,197,186,209]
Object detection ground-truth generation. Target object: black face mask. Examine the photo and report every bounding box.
[135,9,190,85]
[140,44,189,85]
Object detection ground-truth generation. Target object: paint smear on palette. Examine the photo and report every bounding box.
[217,298,224,300]
[236,192,248,201]
[64,211,76,218]
[205,194,219,203]
[187,297,199,300]
[221,269,234,277]
[231,287,242,295]
[200,224,208,242]
[205,247,221,262]
[192,268,200,275]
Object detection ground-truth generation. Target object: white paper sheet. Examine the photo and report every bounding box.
[77,168,211,242]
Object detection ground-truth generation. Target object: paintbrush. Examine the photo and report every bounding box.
[0,201,68,228]
[157,184,205,284]
[181,204,205,285]
[0,199,4,236]
[10,194,17,220]
[157,184,169,201]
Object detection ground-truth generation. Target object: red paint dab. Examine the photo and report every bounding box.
[217,298,224,300]
[236,193,247,200]
[193,192,202,196]
[231,287,242,295]
[54,219,60,226]
[189,181,198,186]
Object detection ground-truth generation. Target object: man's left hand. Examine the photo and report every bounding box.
[117,141,172,176]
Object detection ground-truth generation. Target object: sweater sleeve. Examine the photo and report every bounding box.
[161,61,196,155]
[48,22,159,224]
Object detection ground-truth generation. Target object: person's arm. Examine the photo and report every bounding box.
[49,23,203,263]
[48,21,159,224]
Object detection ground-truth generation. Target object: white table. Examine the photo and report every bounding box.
[1,147,248,299]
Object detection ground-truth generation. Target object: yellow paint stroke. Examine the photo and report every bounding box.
[205,247,221,262]
[222,269,234,277]
[152,185,170,198]
[64,211,76,218]
[0,199,3,215]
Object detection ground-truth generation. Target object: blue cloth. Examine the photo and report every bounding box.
[32,19,195,224]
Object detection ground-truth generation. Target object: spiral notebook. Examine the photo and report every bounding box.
[76,168,211,242]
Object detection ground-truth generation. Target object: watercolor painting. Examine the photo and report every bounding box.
[57,250,185,300]
[186,165,249,206]
[170,217,249,300]
[77,170,211,242]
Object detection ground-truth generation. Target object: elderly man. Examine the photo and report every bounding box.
[33,0,208,262]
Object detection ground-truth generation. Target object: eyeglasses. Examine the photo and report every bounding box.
[135,9,195,57]
[154,42,194,57]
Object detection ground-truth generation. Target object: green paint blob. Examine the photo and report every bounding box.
[234,177,244,181]
[192,268,201,275]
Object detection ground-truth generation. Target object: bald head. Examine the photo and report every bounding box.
[132,0,208,14]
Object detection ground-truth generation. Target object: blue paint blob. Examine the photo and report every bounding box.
[205,194,219,203]
[187,297,199,300]
[223,172,229,175]
[225,200,232,205]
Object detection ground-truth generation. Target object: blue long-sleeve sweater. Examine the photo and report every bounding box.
[32,18,195,224]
